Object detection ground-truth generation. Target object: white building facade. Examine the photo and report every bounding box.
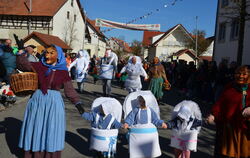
[148,24,194,61]
[0,0,86,53]
[213,0,250,65]
[84,19,106,58]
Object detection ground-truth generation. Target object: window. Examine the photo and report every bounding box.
[71,0,74,7]
[74,14,77,22]
[218,22,226,41]
[230,19,239,40]
[221,0,229,8]
[67,11,70,19]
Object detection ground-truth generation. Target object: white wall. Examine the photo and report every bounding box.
[155,29,188,58]
[214,0,250,65]
[0,28,49,46]
[53,0,85,52]
[201,41,214,57]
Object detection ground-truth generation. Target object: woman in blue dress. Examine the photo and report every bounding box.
[16,45,84,158]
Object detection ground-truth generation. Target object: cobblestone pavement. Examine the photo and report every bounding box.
[0,77,215,158]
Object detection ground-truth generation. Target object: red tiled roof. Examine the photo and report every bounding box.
[199,56,212,61]
[172,49,198,59]
[111,37,132,53]
[0,0,67,16]
[152,24,193,46]
[142,31,164,47]
[23,31,72,50]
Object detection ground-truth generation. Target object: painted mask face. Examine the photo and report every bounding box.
[153,57,159,64]
[132,57,136,64]
[45,47,58,65]
[234,67,249,85]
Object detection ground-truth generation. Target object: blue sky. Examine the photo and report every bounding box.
[80,0,218,43]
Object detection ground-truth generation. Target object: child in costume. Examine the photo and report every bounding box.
[82,97,122,158]
[123,91,167,158]
[166,100,202,158]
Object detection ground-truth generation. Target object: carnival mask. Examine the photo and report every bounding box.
[153,57,159,64]
[45,47,58,65]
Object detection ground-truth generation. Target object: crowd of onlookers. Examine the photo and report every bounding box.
[160,59,249,104]
[1,38,249,111]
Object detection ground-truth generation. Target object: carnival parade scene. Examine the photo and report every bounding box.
[0,0,250,158]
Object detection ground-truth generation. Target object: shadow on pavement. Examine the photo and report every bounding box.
[1,117,23,158]
[65,130,92,157]
[116,133,129,158]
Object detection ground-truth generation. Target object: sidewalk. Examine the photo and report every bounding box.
[0,94,30,112]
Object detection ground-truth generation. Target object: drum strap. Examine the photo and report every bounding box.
[106,116,115,130]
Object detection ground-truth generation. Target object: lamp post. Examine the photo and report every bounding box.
[195,16,198,65]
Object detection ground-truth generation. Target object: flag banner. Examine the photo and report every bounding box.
[95,18,160,31]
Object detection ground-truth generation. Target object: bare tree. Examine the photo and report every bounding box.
[186,30,210,56]
[130,40,143,57]
[220,0,250,65]
[63,11,79,49]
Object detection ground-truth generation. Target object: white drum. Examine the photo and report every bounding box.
[170,129,198,151]
[129,123,161,158]
[90,128,118,153]
[99,64,114,80]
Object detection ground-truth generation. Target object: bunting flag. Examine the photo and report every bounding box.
[95,18,160,31]
[99,0,183,33]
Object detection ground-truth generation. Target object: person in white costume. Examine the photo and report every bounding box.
[68,50,90,93]
[165,100,202,158]
[119,56,148,93]
[99,47,118,96]
[82,97,122,158]
[123,93,167,158]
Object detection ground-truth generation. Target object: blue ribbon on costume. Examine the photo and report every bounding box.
[92,134,117,158]
[126,128,158,143]
[129,128,157,134]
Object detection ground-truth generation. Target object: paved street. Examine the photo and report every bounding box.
[0,77,216,158]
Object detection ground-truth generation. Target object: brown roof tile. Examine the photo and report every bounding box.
[199,56,212,61]
[23,31,72,50]
[171,49,198,59]
[0,0,67,16]
[111,37,132,53]
[142,31,164,47]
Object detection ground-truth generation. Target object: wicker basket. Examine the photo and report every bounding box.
[10,72,38,94]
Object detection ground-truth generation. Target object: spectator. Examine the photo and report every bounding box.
[25,45,41,62]
[0,39,16,83]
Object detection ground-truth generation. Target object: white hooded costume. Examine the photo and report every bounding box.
[123,91,161,158]
[120,56,148,93]
[99,50,118,80]
[170,100,202,152]
[89,97,122,157]
[68,50,89,82]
